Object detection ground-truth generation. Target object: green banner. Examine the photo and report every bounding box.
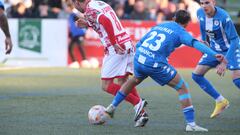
[18,19,42,53]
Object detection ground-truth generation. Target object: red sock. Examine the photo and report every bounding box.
[106,83,140,106]
[131,87,140,98]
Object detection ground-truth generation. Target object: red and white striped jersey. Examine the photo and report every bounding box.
[84,0,132,53]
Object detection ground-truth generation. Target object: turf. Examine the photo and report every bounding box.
[0,68,239,135]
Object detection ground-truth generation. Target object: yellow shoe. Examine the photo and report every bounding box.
[210,99,229,118]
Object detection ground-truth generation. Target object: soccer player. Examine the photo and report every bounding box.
[68,6,87,68]
[71,0,148,127]
[105,10,227,131]
[0,0,12,54]
[192,0,240,118]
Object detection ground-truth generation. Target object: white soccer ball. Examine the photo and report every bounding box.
[80,60,91,68]
[89,57,99,69]
[88,105,108,125]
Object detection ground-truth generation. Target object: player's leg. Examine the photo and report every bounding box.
[68,37,77,62]
[102,79,140,106]
[192,65,222,99]
[232,70,240,89]
[76,37,87,60]
[105,60,149,127]
[192,55,229,118]
[168,73,208,132]
[117,76,147,118]
[105,76,148,126]
[117,76,140,98]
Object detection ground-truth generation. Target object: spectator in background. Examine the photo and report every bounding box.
[155,9,165,24]
[129,0,151,20]
[182,0,200,23]
[114,2,129,19]
[8,2,32,18]
[31,0,42,15]
[48,0,63,18]
[68,4,87,68]
[177,1,187,10]
[33,1,55,18]
[165,1,177,20]
[124,0,135,16]
[157,0,177,20]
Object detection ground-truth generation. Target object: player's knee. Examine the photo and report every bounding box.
[174,78,189,90]
[101,84,108,92]
[233,78,240,89]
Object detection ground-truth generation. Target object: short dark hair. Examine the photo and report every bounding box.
[174,10,191,25]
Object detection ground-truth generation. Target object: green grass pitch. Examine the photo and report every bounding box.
[0,68,239,135]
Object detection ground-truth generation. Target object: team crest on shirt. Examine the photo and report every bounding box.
[214,20,219,26]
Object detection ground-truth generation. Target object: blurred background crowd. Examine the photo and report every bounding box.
[1,0,240,68]
[2,0,240,23]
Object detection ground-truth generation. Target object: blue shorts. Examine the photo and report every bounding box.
[134,60,177,86]
[198,49,240,70]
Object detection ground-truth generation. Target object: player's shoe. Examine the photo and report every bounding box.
[210,99,230,118]
[105,104,115,118]
[69,61,80,68]
[186,124,208,132]
[134,111,149,127]
[134,99,148,121]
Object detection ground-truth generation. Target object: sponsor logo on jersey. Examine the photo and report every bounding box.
[214,20,219,26]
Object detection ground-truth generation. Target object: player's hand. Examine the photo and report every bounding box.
[215,54,227,63]
[216,62,227,76]
[215,54,227,76]
[5,37,13,54]
[113,44,125,55]
[75,17,88,28]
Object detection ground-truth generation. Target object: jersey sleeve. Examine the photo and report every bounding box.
[0,1,4,10]
[179,29,195,47]
[98,14,117,45]
[197,9,207,41]
[224,16,239,61]
[224,16,238,40]
[84,8,101,26]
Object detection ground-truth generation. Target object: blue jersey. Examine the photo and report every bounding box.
[69,13,86,37]
[135,22,195,68]
[0,0,4,10]
[197,7,239,52]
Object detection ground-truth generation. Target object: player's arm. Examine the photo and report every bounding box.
[98,14,124,54]
[75,16,88,28]
[180,31,227,76]
[193,41,227,76]
[70,14,86,36]
[223,16,239,62]
[0,5,12,54]
[197,10,210,47]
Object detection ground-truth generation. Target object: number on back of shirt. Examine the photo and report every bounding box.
[142,31,166,51]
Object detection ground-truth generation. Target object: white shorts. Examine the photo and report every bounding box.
[101,52,134,80]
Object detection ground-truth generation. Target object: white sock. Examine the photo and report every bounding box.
[215,95,224,102]
[187,122,196,127]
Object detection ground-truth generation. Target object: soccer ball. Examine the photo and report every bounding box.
[89,57,99,69]
[80,60,91,68]
[88,105,108,125]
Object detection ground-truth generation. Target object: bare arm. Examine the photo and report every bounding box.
[0,8,12,54]
[0,9,10,38]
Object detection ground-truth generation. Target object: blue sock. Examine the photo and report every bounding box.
[183,106,195,124]
[111,91,126,107]
[192,73,220,99]
[233,78,240,89]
